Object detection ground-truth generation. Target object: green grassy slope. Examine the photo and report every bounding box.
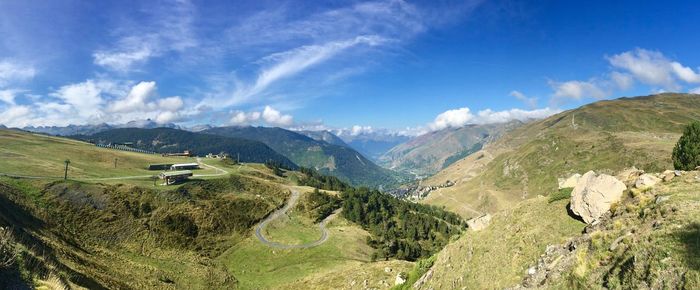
[416,195,585,289]
[0,129,205,179]
[0,130,416,289]
[0,173,289,289]
[418,171,700,289]
[424,93,700,216]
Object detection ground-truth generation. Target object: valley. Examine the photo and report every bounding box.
[1,94,700,290]
[3,2,700,289]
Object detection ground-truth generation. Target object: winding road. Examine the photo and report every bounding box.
[255,190,338,249]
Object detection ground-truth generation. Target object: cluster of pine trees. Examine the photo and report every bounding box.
[298,167,350,191]
[341,187,465,261]
[298,189,342,223]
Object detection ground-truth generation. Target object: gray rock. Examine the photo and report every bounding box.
[558,173,581,189]
[635,173,661,188]
[467,214,492,231]
[655,195,670,204]
[570,171,627,224]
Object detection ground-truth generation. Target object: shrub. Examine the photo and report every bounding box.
[672,121,700,170]
[549,187,574,203]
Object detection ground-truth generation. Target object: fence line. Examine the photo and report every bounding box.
[95,144,156,155]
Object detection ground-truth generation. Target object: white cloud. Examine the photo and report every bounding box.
[0,79,189,127]
[607,49,677,88]
[230,111,261,125]
[105,81,186,123]
[509,90,537,108]
[607,48,700,90]
[109,81,157,113]
[690,87,700,94]
[50,79,114,119]
[155,111,180,124]
[93,41,154,72]
[548,48,700,104]
[610,71,634,90]
[349,125,374,136]
[158,96,184,112]
[473,108,560,124]
[549,80,608,101]
[0,60,35,86]
[0,106,32,127]
[670,62,700,83]
[262,106,294,126]
[428,106,559,131]
[0,89,23,105]
[228,106,293,127]
[429,107,474,131]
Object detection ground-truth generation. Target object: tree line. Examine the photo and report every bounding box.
[341,187,465,261]
[297,167,351,191]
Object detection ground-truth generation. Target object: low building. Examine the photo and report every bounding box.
[170,163,200,170]
[148,163,174,170]
[159,170,193,185]
[161,150,192,157]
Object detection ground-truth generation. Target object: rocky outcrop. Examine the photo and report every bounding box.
[570,171,627,224]
[558,173,581,189]
[616,167,645,186]
[395,272,407,286]
[467,214,492,231]
[635,173,661,189]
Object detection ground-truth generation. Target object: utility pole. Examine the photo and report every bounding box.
[64,159,71,180]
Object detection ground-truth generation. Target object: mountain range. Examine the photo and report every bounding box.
[202,126,403,188]
[379,122,522,178]
[75,127,298,169]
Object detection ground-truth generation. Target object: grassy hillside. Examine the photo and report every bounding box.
[0,173,288,289]
[0,130,420,289]
[417,170,700,289]
[203,126,403,188]
[424,93,700,217]
[78,127,298,170]
[0,129,207,180]
[380,122,520,178]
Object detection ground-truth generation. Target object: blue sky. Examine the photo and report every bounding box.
[1,0,699,135]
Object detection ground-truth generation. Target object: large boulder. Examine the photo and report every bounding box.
[570,171,627,224]
[467,214,492,231]
[558,173,581,189]
[635,173,661,189]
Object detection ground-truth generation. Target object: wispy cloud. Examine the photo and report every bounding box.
[217,35,387,107]
[510,90,537,108]
[0,59,35,86]
[202,0,483,110]
[93,0,197,72]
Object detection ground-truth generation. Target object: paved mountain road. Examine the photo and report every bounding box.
[254,190,339,249]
